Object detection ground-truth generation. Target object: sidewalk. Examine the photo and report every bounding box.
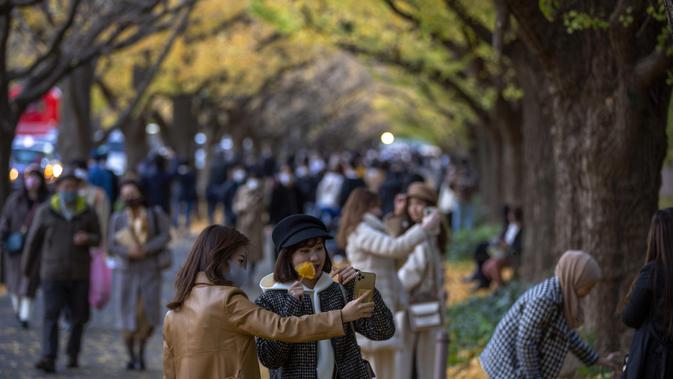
[0,223,276,379]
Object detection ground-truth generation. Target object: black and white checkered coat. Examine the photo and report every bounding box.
[255,280,395,379]
[480,278,599,379]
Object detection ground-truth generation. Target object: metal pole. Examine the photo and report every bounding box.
[434,330,450,379]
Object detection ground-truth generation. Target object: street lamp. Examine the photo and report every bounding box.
[381,132,395,145]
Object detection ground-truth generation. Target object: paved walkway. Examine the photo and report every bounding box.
[0,228,275,379]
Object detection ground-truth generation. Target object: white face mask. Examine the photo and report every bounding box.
[225,261,248,287]
[247,178,259,190]
[233,170,246,182]
[278,173,292,185]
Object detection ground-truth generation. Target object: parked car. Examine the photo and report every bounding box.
[9,136,62,188]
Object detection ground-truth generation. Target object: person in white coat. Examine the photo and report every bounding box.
[336,188,440,379]
[396,182,448,379]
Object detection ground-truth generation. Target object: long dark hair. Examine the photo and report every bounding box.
[336,188,379,249]
[167,225,249,310]
[644,208,673,334]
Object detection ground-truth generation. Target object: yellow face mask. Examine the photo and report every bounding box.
[295,261,316,280]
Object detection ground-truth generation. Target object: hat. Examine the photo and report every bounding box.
[56,167,82,184]
[406,182,438,205]
[272,214,333,253]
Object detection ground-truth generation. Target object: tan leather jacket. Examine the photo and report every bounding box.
[163,272,345,379]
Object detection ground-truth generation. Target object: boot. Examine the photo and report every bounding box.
[35,357,56,373]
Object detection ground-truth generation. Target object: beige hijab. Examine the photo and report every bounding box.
[554,250,602,329]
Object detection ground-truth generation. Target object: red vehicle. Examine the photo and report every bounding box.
[10,86,61,137]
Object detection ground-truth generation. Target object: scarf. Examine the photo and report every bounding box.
[555,250,602,329]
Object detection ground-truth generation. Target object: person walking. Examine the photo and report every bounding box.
[173,159,197,235]
[480,250,619,378]
[140,154,172,215]
[396,182,447,379]
[108,179,171,370]
[336,187,440,379]
[162,225,375,379]
[622,208,673,378]
[0,164,49,329]
[233,168,266,283]
[22,168,101,373]
[269,165,304,227]
[256,214,395,378]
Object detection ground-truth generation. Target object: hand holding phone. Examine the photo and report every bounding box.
[353,271,376,303]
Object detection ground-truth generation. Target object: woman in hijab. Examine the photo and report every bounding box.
[479,250,619,378]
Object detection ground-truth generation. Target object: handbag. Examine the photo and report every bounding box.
[4,232,25,254]
[89,248,112,309]
[338,283,376,378]
[408,251,444,333]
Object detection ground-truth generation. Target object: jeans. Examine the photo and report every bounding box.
[452,201,474,231]
[41,280,90,359]
[173,200,194,229]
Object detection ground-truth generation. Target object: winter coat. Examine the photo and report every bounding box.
[108,206,171,331]
[255,273,395,378]
[338,176,366,208]
[622,262,673,378]
[0,190,45,296]
[345,213,429,351]
[22,195,101,281]
[234,183,265,263]
[480,277,599,379]
[316,172,344,210]
[269,184,303,226]
[398,237,444,303]
[163,272,346,379]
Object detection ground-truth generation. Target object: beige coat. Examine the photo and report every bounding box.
[345,213,429,351]
[163,272,345,379]
[396,238,445,379]
[233,184,265,263]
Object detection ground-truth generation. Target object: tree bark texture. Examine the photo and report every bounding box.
[506,0,672,350]
[122,118,148,174]
[168,94,197,161]
[57,63,95,163]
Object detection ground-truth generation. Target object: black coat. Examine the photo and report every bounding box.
[623,262,673,379]
[269,184,304,225]
[255,279,395,379]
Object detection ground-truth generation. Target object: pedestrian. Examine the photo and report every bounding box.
[162,225,375,379]
[224,163,246,226]
[269,165,304,227]
[622,208,673,378]
[206,152,229,225]
[396,182,447,379]
[88,149,118,205]
[336,187,440,379]
[0,164,49,329]
[140,154,172,215]
[73,161,111,249]
[173,158,197,234]
[256,214,395,378]
[108,179,171,370]
[480,250,619,378]
[315,163,344,223]
[22,168,101,373]
[378,162,404,217]
[448,159,477,231]
[233,167,266,283]
[338,160,367,209]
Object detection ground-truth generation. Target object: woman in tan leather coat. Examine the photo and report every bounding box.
[162,225,374,379]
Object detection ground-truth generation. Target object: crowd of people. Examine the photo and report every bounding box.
[1,147,672,378]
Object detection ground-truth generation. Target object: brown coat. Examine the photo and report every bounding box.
[233,184,265,263]
[162,272,346,379]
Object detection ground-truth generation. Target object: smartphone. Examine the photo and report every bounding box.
[353,271,376,303]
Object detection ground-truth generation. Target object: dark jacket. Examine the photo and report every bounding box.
[0,190,46,296]
[255,277,395,379]
[480,278,599,379]
[338,177,366,208]
[269,184,304,226]
[22,195,101,281]
[623,262,673,379]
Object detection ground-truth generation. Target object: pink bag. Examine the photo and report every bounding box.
[89,249,112,310]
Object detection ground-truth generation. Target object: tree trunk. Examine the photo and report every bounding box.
[494,97,524,208]
[0,124,14,209]
[512,44,558,281]
[122,118,148,174]
[167,94,197,161]
[473,123,503,222]
[58,63,95,163]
